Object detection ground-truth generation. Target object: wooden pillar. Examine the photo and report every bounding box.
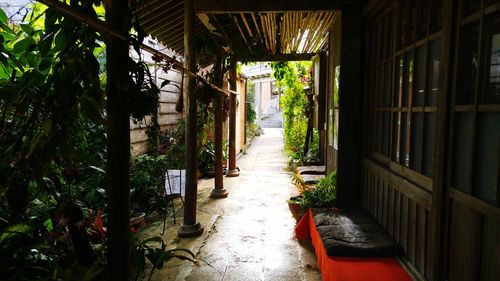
[105,0,130,279]
[337,7,362,208]
[255,81,262,129]
[429,0,455,280]
[226,62,240,177]
[318,53,327,164]
[178,0,203,237]
[243,79,247,146]
[210,56,229,198]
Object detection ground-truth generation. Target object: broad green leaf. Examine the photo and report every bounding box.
[54,31,68,51]
[43,218,53,231]
[89,165,105,174]
[165,248,196,258]
[0,224,32,243]
[42,119,52,137]
[20,24,34,35]
[0,8,7,24]
[26,134,41,158]
[38,58,52,71]
[13,37,35,54]
[1,28,16,41]
[142,236,163,244]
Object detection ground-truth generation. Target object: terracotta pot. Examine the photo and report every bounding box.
[288,199,305,222]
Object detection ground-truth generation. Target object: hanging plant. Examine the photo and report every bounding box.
[129,60,160,121]
[196,82,218,105]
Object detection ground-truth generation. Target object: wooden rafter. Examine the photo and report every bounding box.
[251,13,261,38]
[195,0,348,13]
[240,13,253,37]
[232,15,248,44]
[238,52,316,62]
[212,10,337,57]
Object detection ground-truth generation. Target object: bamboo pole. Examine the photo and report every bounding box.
[283,13,289,53]
[290,13,294,51]
[292,13,298,52]
[262,14,269,52]
[303,12,324,52]
[269,14,275,52]
[300,13,313,53]
[267,14,273,52]
[296,12,303,52]
[314,12,335,51]
[240,13,253,38]
[306,12,324,52]
[269,13,276,54]
[308,12,335,53]
[287,14,291,52]
[260,14,270,52]
[232,15,248,44]
[251,12,262,46]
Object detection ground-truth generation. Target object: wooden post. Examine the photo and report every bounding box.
[255,81,262,129]
[318,53,327,164]
[210,57,229,198]
[178,0,203,237]
[429,0,455,280]
[337,6,362,208]
[226,62,240,177]
[105,0,131,279]
[243,79,247,146]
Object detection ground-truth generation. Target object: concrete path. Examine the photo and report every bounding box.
[179,128,320,281]
[261,111,283,128]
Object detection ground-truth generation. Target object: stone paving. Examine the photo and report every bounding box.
[261,111,283,129]
[142,128,320,281]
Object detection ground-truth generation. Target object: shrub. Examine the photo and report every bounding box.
[298,171,337,209]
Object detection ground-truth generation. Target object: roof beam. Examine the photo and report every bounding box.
[238,53,316,62]
[195,0,348,13]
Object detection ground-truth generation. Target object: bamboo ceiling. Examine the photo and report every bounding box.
[233,11,337,54]
[134,0,338,64]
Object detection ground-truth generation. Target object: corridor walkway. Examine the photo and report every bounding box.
[162,128,321,281]
[261,111,283,128]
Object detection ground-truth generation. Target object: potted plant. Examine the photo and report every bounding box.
[288,195,306,222]
[288,171,337,222]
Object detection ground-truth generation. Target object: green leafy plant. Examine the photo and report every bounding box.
[130,154,170,214]
[270,61,318,164]
[290,173,305,190]
[198,140,216,175]
[297,171,337,209]
[132,236,198,281]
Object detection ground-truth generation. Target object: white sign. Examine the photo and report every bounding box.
[164,170,185,196]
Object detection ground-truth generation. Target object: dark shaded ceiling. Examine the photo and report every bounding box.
[134,0,340,65]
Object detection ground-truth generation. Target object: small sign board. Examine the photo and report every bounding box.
[164,169,185,196]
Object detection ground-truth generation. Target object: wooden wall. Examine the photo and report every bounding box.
[326,12,341,174]
[235,77,246,154]
[130,50,183,155]
[362,158,433,279]
[360,1,500,280]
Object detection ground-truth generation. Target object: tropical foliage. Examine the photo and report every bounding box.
[270,61,319,164]
[0,2,197,280]
[292,171,337,210]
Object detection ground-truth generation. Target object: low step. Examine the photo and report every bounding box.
[297,165,326,175]
[301,174,325,184]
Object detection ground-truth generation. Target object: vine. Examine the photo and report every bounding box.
[0,1,182,279]
[271,61,317,163]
